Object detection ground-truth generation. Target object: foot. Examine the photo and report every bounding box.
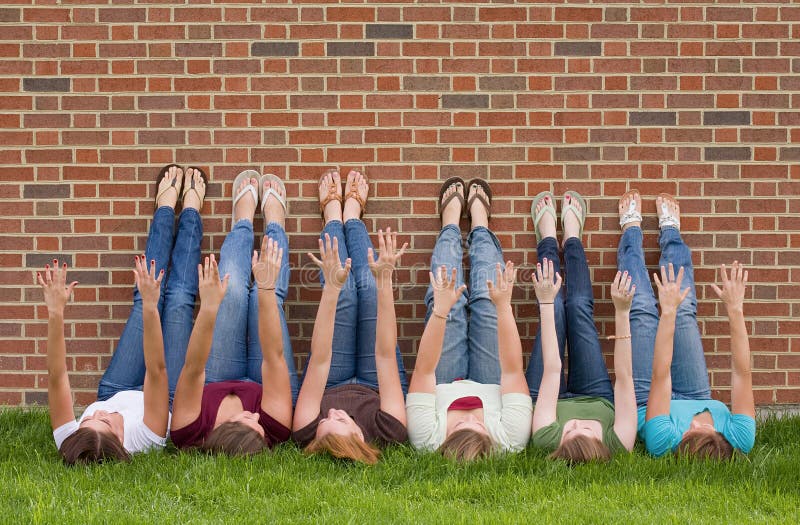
[562,192,584,245]
[468,183,489,229]
[319,170,342,224]
[182,168,206,211]
[156,166,182,209]
[535,194,557,239]
[441,181,464,227]
[343,170,368,222]
[234,177,258,223]
[619,191,642,231]
[656,194,681,230]
[262,178,286,228]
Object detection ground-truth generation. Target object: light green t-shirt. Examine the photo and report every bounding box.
[531,397,625,454]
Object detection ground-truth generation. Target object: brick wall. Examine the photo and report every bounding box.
[1,1,798,407]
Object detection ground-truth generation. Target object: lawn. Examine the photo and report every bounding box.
[1,409,798,524]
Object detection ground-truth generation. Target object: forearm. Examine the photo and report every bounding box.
[309,287,340,365]
[612,311,633,383]
[374,281,397,360]
[182,307,218,377]
[46,312,68,379]
[142,305,167,377]
[651,312,676,382]
[414,317,446,374]
[728,310,755,416]
[539,305,560,375]
[258,289,285,365]
[496,304,523,374]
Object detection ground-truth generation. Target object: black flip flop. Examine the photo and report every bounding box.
[466,178,492,220]
[183,166,209,208]
[438,177,466,223]
[154,163,181,208]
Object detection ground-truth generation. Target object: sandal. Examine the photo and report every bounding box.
[182,166,208,209]
[657,193,680,230]
[231,169,259,223]
[618,189,642,230]
[561,190,586,240]
[530,191,556,243]
[343,170,368,219]
[466,178,492,220]
[259,173,287,216]
[438,177,465,223]
[154,164,182,208]
[318,169,342,218]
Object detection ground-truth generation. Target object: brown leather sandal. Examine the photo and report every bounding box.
[318,169,342,218]
[438,177,465,223]
[343,171,368,219]
[466,178,492,220]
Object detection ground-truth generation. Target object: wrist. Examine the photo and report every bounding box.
[199,303,220,314]
[47,310,65,321]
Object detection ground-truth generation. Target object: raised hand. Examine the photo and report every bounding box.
[368,227,407,284]
[429,265,467,318]
[710,261,747,315]
[532,257,562,304]
[133,255,164,308]
[37,259,78,316]
[252,236,284,291]
[653,262,689,315]
[308,233,351,289]
[610,270,635,312]
[198,254,229,310]
[487,261,517,307]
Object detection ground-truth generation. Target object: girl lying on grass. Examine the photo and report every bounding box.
[169,171,297,456]
[406,178,532,461]
[618,191,755,459]
[42,164,206,464]
[527,191,638,464]
[292,170,408,465]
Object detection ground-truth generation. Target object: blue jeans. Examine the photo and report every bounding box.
[617,226,711,406]
[204,220,300,402]
[98,207,202,402]
[526,237,614,402]
[303,219,408,392]
[426,225,505,384]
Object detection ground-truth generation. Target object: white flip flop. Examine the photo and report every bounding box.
[259,173,287,216]
[231,169,260,223]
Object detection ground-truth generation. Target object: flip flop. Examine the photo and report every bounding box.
[618,189,642,230]
[154,164,182,209]
[259,173,287,216]
[530,191,556,243]
[561,190,586,240]
[231,169,259,223]
[466,178,492,220]
[318,169,342,218]
[657,193,680,230]
[438,177,465,223]
[182,166,208,209]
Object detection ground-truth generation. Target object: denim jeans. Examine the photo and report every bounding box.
[304,219,408,393]
[425,225,505,384]
[97,207,202,402]
[526,237,614,402]
[204,220,300,402]
[617,226,711,406]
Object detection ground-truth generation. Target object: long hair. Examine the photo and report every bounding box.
[678,431,734,460]
[59,427,130,465]
[304,433,380,465]
[438,429,493,462]
[202,422,266,456]
[550,434,611,464]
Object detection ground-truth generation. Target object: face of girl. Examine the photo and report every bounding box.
[316,408,364,440]
[560,418,602,443]
[80,410,124,444]
[682,419,716,440]
[446,412,488,437]
[228,411,265,438]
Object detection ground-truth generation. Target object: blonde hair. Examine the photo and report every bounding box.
[550,434,611,464]
[438,429,493,462]
[678,431,734,460]
[304,433,380,465]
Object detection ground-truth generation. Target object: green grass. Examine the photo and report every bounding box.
[2,409,799,524]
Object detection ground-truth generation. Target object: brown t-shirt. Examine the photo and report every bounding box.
[171,380,291,449]
[292,384,407,448]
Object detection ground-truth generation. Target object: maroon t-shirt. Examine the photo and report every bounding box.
[171,381,291,449]
[292,384,407,448]
[448,396,483,411]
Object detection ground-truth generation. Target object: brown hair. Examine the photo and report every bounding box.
[438,429,493,462]
[304,433,380,465]
[202,422,266,456]
[59,427,130,465]
[550,435,611,464]
[678,431,734,460]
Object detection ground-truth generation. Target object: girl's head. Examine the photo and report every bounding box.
[551,419,611,464]
[679,427,734,460]
[304,408,380,464]
[203,411,267,456]
[59,427,130,465]
[438,428,493,461]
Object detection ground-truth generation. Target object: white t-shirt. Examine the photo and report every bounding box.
[52,390,168,454]
[406,380,533,452]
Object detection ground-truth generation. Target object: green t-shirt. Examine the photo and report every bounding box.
[531,397,625,454]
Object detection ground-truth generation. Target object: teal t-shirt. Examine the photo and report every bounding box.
[637,399,756,457]
[532,397,626,454]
